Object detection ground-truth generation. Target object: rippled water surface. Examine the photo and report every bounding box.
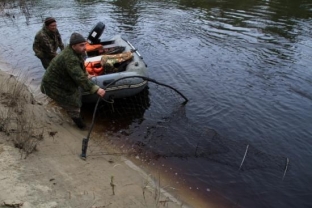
[0,0,312,207]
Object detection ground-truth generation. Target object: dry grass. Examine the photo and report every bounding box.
[0,71,45,158]
[141,173,184,208]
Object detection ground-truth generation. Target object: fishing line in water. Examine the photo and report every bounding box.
[95,108,289,180]
[80,75,188,160]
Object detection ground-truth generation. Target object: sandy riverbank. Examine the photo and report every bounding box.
[0,69,191,208]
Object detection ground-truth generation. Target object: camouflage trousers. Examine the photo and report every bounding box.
[40,57,53,69]
[57,102,81,119]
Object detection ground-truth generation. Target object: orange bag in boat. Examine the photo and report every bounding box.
[85,42,104,54]
[84,61,103,76]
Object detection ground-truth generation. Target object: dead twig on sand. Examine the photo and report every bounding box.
[110,176,115,195]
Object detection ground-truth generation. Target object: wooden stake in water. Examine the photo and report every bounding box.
[282,157,290,181]
[239,144,249,170]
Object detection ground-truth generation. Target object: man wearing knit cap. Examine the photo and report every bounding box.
[33,17,64,69]
[41,32,106,129]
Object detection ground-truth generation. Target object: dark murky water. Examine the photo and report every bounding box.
[0,0,312,207]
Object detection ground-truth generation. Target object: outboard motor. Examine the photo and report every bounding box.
[87,22,105,44]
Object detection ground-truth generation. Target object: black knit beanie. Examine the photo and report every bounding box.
[70,32,86,46]
[44,17,56,26]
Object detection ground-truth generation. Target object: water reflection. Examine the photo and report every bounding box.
[110,0,140,32]
[179,0,311,41]
[0,0,31,24]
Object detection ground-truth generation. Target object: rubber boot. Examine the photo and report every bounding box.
[72,117,87,129]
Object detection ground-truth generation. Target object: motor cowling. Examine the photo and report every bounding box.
[87,21,105,44]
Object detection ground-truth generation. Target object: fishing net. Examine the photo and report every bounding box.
[82,76,289,178]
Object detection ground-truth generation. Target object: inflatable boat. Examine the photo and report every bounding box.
[81,22,148,103]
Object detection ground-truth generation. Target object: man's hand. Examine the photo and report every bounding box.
[97,88,106,97]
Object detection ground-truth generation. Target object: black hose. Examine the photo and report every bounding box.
[80,96,101,160]
[80,75,188,160]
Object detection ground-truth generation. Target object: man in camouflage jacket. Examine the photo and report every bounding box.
[33,17,64,69]
[41,32,106,129]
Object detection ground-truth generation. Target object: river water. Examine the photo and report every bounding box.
[0,0,312,207]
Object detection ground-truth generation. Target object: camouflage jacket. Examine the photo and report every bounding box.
[40,46,99,108]
[33,24,64,59]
